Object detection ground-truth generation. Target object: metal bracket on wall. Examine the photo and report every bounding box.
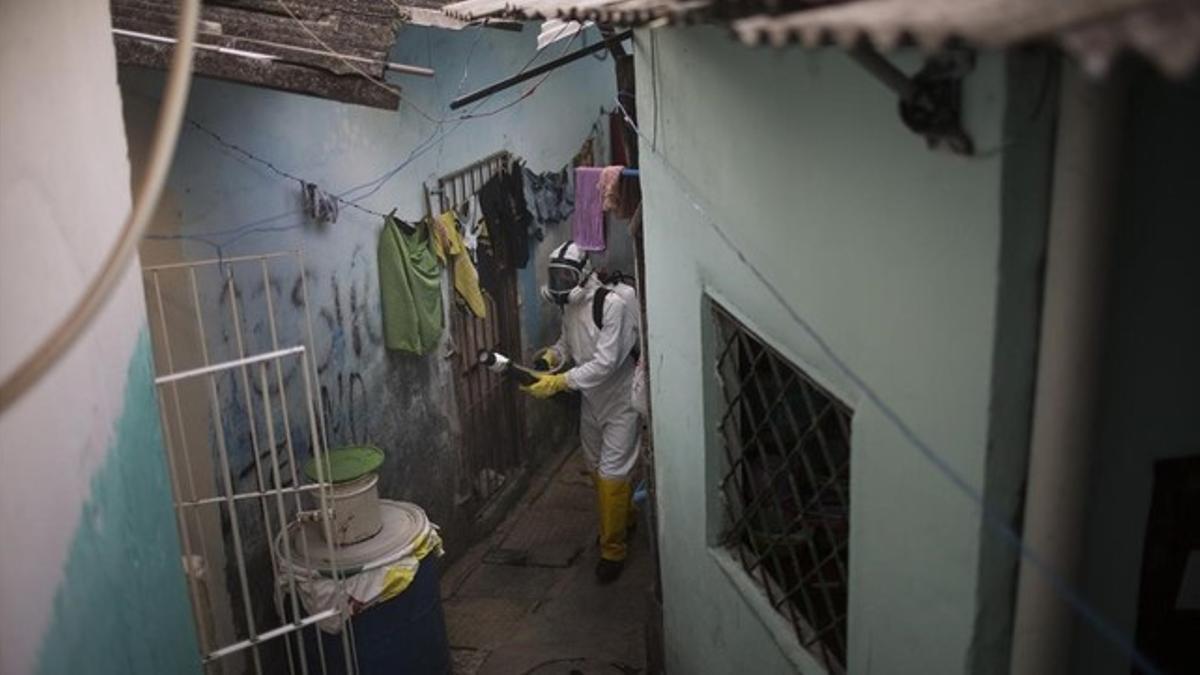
[849,46,976,155]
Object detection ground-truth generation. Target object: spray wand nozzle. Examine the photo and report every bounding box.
[477,349,540,386]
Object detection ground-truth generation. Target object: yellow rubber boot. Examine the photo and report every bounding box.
[597,476,632,562]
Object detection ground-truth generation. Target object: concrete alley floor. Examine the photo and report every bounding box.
[441,449,655,675]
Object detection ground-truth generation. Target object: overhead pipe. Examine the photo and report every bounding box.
[1009,62,1128,674]
[450,30,633,110]
[847,44,918,99]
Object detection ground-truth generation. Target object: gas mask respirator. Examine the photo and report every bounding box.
[542,264,587,306]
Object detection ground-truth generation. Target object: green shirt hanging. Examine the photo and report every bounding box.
[378,215,444,354]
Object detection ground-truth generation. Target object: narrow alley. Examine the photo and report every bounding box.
[442,447,655,675]
[4,2,1200,675]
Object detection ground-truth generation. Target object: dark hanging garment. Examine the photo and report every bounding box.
[479,168,532,270]
[478,174,507,264]
[505,163,532,267]
[475,230,502,293]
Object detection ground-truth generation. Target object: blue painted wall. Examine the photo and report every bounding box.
[118,21,624,670]
[123,21,619,546]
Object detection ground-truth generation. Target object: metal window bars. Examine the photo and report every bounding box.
[144,252,359,675]
[711,303,852,672]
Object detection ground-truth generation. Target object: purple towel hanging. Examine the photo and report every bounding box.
[572,167,605,251]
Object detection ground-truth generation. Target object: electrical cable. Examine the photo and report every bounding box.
[0,0,201,413]
[273,0,443,123]
[612,98,1162,675]
[183,119,388,219]
[337,29,583,206]
[138,26,585,257]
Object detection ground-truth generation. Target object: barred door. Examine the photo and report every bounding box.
[435,153,527,512]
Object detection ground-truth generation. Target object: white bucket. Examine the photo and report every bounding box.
[315,473,383,546]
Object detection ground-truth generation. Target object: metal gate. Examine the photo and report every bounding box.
[143,252,359,675]
[429,151,527,512]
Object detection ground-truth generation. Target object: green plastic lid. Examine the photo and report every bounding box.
[304,445,385,484]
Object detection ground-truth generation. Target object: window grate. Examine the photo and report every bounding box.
[711,303,852,670]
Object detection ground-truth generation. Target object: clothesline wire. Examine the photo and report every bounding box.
[336,29,583,204]
[183,118,389,219]
[273,0,443,124]
[140,25,586,252]
[457,26,487,98]
[612,98,1161,675]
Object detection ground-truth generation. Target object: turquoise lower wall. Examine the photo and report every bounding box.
[36,331,199,675]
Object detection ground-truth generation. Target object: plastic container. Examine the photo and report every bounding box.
[278,500,449,675]
[324,472,383,545]
[304,556,449,675]
[304,445,386,546]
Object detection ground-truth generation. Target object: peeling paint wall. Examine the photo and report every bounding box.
[0,1,198,673]
[119,21,620,660]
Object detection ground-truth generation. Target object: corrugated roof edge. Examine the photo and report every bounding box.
[441,0,1200,79]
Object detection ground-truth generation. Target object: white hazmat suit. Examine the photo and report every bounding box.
[525,242,641,580]
[552,274,641,479]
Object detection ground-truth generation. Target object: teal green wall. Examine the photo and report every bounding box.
[972,49,1058,675]
[634,28,1044,673]
[36,332,199,675]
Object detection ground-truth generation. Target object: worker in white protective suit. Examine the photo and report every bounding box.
[521,241,641,583]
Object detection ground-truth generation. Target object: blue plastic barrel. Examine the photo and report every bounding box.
[303,556,450,674]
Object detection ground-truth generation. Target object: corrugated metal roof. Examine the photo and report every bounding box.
[734,0,1151,49]
[442,0,718,24]
[732,0,1200,77]
[442,0,1200,77]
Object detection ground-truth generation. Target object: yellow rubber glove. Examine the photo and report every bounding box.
[533,347,562,371]
[521,372,569,399]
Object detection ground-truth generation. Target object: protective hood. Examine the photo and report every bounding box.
[543,240,591,305]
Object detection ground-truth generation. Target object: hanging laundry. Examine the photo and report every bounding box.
[506,162,532,241]
[609,110,631,167]
[302,182,339,224]
[599,165,624,213]
[458,195,483,263]
[574,136,596,168]
[378,215,443,354]
[474,229,502,296]
[572,167,605,251]
[504,163,532,267]
[430,210,487,318]
[478,164,532,270]
[522,166,574,233]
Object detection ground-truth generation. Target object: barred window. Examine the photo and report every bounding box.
[712,303,852,670]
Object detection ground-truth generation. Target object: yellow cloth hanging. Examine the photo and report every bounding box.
[430,211,487,318]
